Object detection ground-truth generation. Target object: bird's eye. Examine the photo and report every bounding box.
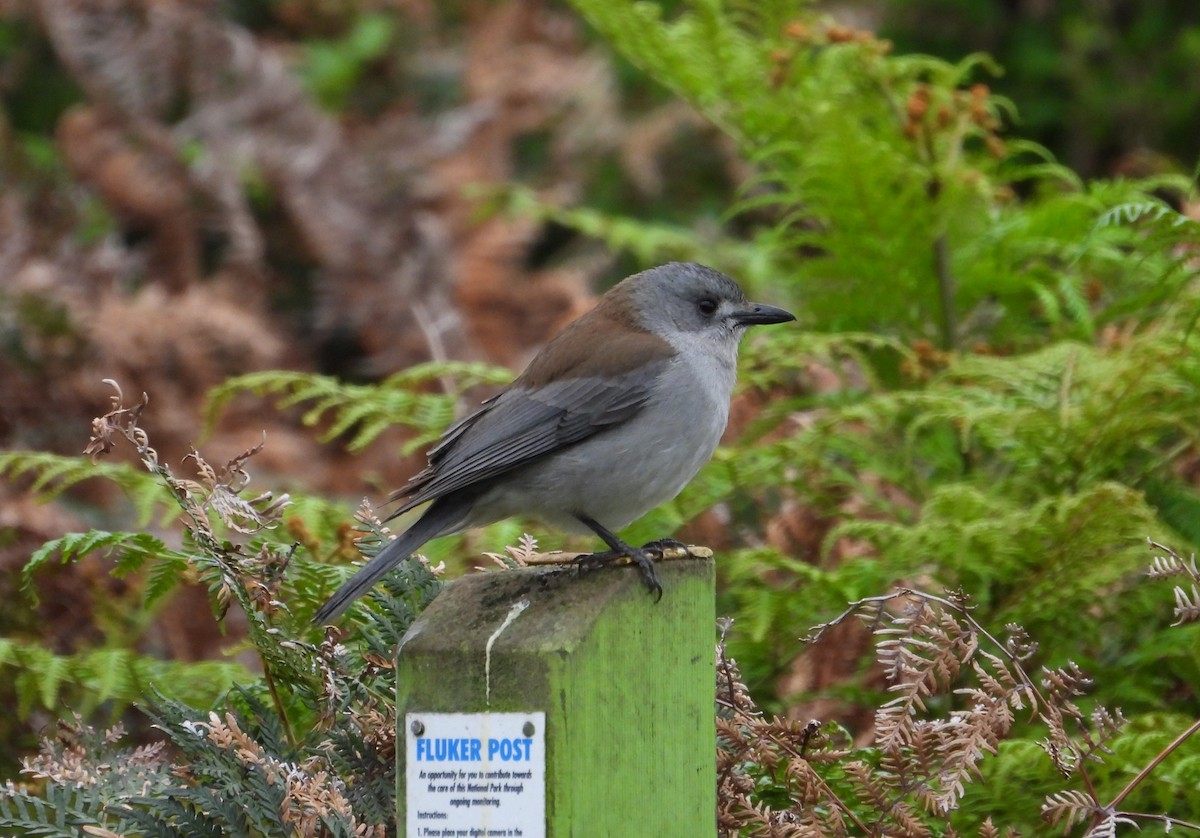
[697,297,718,317]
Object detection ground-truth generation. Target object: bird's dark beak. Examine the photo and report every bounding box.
[732,302,796,327]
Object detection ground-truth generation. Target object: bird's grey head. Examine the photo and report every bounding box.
[620,262,795,341]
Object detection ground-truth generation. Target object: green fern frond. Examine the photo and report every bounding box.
[834,481,1156,598]
[358,555,444,657]
[144,697,365,836]
[118,801,227,838]
[321,722,396,826]
[1096,199,1188,230]
[0,782,129,838]
[879,333,1200,493]
[0,636,249,718]
[569,0,769,141]
[4,642,72,716]
[567,0,1199,349]
[142,554,192,607]
[1144,479,1200,546]
[132,787,259,838]
[0,451,171,525]
[23,530,188,603]
[494,184,748,270]
[740,330,913,393]
[204,365,512,453]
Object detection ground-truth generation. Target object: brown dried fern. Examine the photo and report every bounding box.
[1146,539,1200,625]
[718,584,1200,836]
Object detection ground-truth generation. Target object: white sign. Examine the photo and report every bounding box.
[405,712,546,838]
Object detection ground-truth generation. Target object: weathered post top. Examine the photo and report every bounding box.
[396,557,716,837]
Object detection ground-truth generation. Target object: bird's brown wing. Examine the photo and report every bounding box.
[388,362,669,516]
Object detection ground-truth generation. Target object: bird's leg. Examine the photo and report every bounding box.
[574,515,663,601]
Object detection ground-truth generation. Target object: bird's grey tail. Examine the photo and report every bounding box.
[312,498,463,624]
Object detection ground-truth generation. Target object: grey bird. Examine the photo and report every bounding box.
[313,262,794,622]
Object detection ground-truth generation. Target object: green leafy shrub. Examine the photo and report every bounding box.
[1,381,443,835]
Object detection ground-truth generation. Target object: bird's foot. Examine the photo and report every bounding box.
[640,537,688,557]
[574,545,663,602]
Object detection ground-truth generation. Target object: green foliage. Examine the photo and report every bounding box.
[0,637,246,718]
[879,336,1200,493]
[0,16,81,138]
[205,363,512,454]
[705,322,1200,720]
[515,1,1200,829]
[879,0,1200,176]
[1,380,446,833]
[954,713,1200,833]
[718,591,1200,834]
[0,781,140,838]
[555,0,1200,702]
[300,13,397,111]
[492,184,751,273]
[24,531,187,604]
[1,695,385,837]
[567,0,1197,350]
[0,452,172,527]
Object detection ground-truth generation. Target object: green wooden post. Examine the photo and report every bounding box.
[396,557,716,837]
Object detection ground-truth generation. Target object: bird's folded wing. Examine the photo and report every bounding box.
[389,363,668,514]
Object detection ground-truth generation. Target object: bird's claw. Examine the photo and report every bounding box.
[574,546,663,601]
[635,552,663,601]
[640,538,688,559]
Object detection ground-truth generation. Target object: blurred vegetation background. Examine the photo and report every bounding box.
[1,0,1199,833]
